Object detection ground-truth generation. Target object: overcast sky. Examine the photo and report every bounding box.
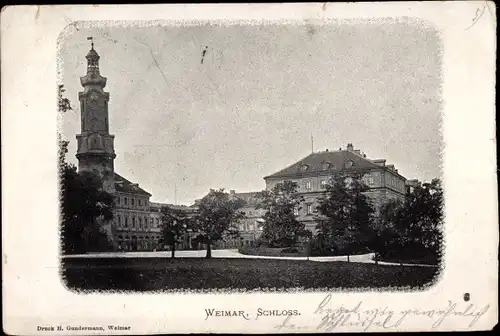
[59,22,442,205]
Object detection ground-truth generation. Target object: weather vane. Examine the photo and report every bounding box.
[87,36,94,49]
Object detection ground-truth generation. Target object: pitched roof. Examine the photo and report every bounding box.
[264,149,383,179]
[114,172,152,196]
[232,191,261,206]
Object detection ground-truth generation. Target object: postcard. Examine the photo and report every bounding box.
[1,2,497,334]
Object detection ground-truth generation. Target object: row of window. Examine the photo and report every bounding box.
[116,196,149,208]
[238,221,263,232]
[294,204,316,216]
[115,214,161,229]
[300,160,359,172]
[387,174,404,191]
[302,176,375,192]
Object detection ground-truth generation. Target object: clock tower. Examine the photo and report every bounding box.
[76,39,116,192]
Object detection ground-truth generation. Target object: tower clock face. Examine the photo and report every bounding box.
[89,92,99,102]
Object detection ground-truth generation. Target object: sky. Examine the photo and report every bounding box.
[59,21,442,205]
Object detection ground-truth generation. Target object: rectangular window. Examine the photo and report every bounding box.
[131,198,135,206]
[306,204,313,215]
[305,181,312,191]
[124,197,128,205]
[320,180,327,189]
[139,199,142,206]
[368,176,374,185]
[293,207,299,216]
[117,197,120,205]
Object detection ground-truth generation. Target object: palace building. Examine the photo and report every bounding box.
[263,143,407,232]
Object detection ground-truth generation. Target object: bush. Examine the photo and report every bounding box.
[238,246,306,257]
[281,247,299,254]
[309,236,371,257]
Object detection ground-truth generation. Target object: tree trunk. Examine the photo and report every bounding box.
[206,242,212,259]
[347,254,350,262]
[171,242,176,259]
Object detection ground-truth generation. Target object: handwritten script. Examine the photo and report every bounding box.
[275,294,490,332]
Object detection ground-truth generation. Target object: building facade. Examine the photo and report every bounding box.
[263,143,407,233]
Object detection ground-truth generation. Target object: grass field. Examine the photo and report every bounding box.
[62,257,439,291]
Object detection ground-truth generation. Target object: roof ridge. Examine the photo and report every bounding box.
[264,153,315,178]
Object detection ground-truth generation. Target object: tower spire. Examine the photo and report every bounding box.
[87,36,94,50]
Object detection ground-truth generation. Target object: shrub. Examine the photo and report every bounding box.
[281,247,299,254]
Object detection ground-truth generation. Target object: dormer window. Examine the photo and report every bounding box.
[322,162,331,170]
[300,164,309,172]
[345,160,354,169]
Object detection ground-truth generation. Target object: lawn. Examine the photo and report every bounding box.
[62,257,439,292]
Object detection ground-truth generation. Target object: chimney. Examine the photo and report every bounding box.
[373,159,386,167]
[354,149,361,155]
[325,148,329,152]
[230,190,235,195]
[347,143,354,151]
[387,164,395,171]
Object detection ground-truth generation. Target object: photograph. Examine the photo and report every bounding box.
[58,20,443,292]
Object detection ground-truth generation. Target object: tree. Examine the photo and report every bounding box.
[193,189,245,258]
[256,180,307,247]
[60,161,115,253]
[59,84,114,254]
[315,172,375,260]
[369,199,404,264]
[160,205,190,258]
[371,178,444,265]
